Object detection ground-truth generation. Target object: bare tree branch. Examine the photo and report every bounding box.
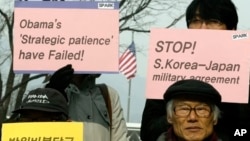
[0,74,47,106]
[166,13,185,28]
[0,9,13,53]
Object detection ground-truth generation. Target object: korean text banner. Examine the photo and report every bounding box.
[2,122,83,141]
[146,29,250,103]
[13,1,119,74]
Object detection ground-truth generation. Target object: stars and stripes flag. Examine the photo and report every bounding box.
[119,41,137,79]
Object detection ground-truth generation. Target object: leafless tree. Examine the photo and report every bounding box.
[120,0,186,33]
[0,1,49,123]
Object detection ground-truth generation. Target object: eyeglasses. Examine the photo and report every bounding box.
[188,18,223,28]
[174,104,212,118]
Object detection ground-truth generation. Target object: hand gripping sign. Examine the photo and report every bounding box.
[13,1,119,74]
[146,28,250,103]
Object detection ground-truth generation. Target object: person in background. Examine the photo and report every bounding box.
[46,64,129,141]
[140,0,249,140]
[1,88,69,141]
[157,79,222,141]
[7,87,69,122]
[140,99,171,141]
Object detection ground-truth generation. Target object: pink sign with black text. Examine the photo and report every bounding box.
[13,1,119,74]
[146,28,250,103]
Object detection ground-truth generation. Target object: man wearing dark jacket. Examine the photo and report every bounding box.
[157,79,222,141]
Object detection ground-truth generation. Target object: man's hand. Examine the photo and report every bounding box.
[46,64,74,101]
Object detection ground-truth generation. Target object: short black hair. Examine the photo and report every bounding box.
[186,0,238,30]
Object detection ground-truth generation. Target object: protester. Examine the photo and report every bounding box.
[8,87,69,122]
[157,79,222,141]
[46,64,129,141]
[185,0,238,30]
[0,88,69,141]
[141,0,249,140]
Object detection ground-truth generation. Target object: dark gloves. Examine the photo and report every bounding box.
[46,64,74,101]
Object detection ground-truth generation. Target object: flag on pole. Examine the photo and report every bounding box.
[119,41,137,79]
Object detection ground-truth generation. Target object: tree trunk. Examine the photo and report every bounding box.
[1,62,15,123]
[0,74,3,123]
[0,73,2,100]
[14,74,30,110]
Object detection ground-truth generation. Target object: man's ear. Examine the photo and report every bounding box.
[167,116,173,124]
[213,119,218,125]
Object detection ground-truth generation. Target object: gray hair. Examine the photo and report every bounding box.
[166,100,221,121]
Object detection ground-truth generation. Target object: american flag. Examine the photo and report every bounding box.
[119,41,137,79]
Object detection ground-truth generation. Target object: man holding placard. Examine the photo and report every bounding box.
[2,88,84,141]
[45,64,129,141]
[140,0,250,140]
[12,0,127,140]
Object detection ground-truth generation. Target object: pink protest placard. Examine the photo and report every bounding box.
[146,28,250,103]
[13,1,119,74]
